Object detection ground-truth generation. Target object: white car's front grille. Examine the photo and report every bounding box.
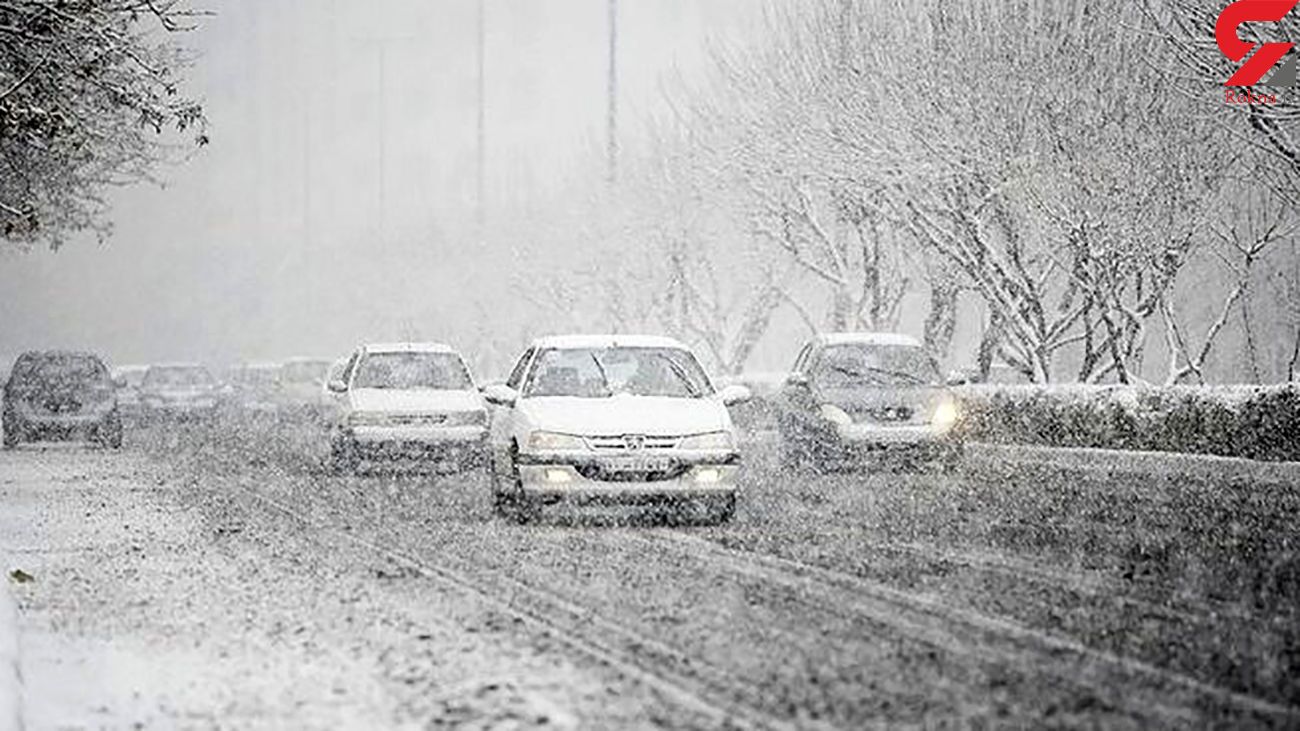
[585,435,682,451]
[384,414,447,426]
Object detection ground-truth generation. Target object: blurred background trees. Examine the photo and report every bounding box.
[501,0,1298,384]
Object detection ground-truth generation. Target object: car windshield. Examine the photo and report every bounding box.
[144,366,215,388]
[281,361,328,383]
[27,355,108,386]
[114,368,147,387]
[524,347,713,399]
[352,352,471,390]
[814,344,940,387]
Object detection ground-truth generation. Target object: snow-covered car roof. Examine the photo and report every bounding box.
[361,342,458,355]
[283,356,332,365]
[112,365,149,375]
[532,334,690,351]
[147,362,208,370]
[816,332,923,348]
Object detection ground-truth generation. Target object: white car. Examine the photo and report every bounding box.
[482,335,751,524]
[326,343,488,473]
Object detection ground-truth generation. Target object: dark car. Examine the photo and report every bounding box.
[2,351,123,448]
[775,333,962,471]
[138,363,224,421]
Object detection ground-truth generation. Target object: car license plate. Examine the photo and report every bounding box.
[605,456,672,473]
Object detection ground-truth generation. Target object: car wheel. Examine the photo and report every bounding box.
[98,414,124,449]
[330,437,358,475]
[502,444,539,525]
[778,432,808,474]
[706,494,736,525]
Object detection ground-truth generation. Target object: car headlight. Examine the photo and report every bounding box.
[348,412,388,427]
[931,399,959,433]
[678,431,735,450]
[819,404,853,426]
[527,431,587,451]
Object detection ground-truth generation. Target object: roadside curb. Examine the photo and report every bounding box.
[968,442,1300,483]
[0,559,21,731]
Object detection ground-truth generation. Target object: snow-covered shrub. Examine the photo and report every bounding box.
[955,384,1300,462]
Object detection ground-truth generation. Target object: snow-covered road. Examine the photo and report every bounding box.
[1,423,1296,728]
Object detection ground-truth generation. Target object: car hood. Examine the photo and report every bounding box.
[349,388,484,414]
[519,394,729,436]
[816,384,950,415]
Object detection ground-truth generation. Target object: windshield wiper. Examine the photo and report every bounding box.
[827,364,926,385]
[588,353,615,398]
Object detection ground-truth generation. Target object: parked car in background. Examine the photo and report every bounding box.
[277,358,332,420]
[326,343,488,474]
[111,365,149,425]
[2,351,122,448]
[483,335,750,524]
[775,333,962,472]
[228,362,281,419]
[139,363,224,421]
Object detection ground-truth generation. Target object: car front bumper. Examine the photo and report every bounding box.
[515,451,740,505]
[819,423,960,463]
[339,426,488,468]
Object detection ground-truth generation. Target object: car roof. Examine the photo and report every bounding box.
[815,332,923,348]
[147,362,209,370]
[113,364,149,373]
[242,362,281,371]
[361,342,458,355]
[283,357,331,365]
[531,334,690,350]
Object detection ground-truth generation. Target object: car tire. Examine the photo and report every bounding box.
[707,494,736,525]
[97,413,124,449]
[778,433,808,474]
[330,438,358,475]
[501,444,539,525]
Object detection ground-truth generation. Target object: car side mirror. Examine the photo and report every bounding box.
[482,384,518,408]
[718,384,752,407]
[786,372,810,388]
[327,379,348,394]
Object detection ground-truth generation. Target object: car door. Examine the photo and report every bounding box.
[488,347,534,477]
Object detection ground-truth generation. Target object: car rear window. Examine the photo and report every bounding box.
[144,366,215,388]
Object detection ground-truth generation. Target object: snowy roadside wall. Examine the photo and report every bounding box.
[0,565,21,731]
[954,384,1300,463]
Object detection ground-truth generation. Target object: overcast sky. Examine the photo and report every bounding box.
[0,1,774,370]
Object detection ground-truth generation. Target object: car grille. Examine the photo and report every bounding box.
[585,435,682,451]
[385,414,447,426]
[857,406,915,424]
[575,463,691,483]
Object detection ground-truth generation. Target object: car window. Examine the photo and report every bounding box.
[812,345,940,387]
[352,352,471,390]
[523,347,713,399]
[506,348,535,390]
[144,366,215,388]
[22,354,109,387]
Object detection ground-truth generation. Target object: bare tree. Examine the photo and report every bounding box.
[0,0,208,248]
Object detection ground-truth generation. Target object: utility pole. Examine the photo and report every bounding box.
[477,0,487,229]
[606,0,618,184]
